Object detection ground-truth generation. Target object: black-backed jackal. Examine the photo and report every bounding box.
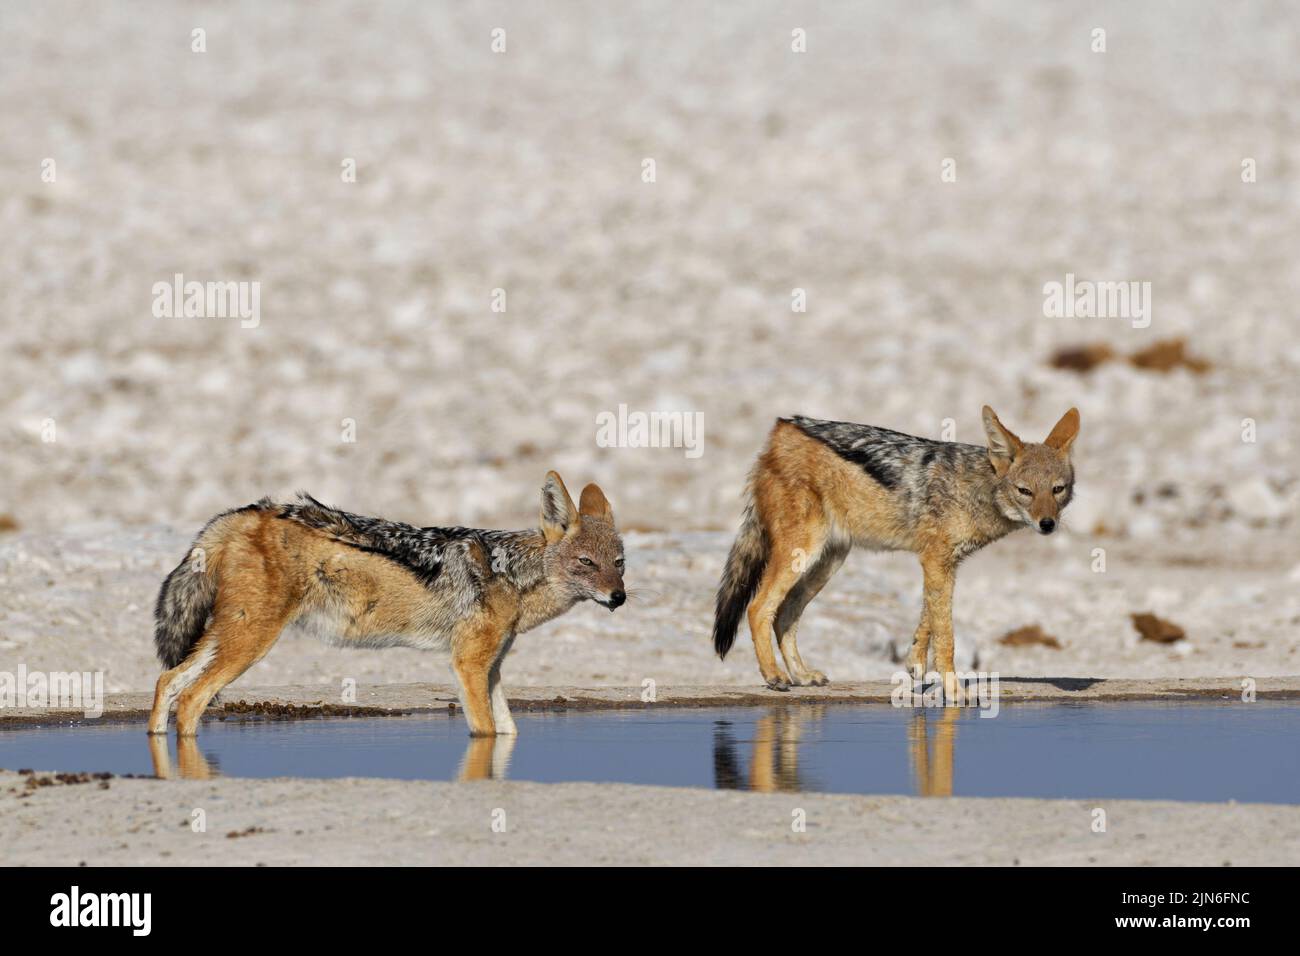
[149,472,625,737]
[713,406,1080,701]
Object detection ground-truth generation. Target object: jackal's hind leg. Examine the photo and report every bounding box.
[149,661,192,734]
[150,630,231,735]
[774,541,849,686]
[777,621,824,686]
[747,563,798,692]
[748,518,834,691]
[174,610,288,736]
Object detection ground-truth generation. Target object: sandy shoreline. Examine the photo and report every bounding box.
[4,2,1298,546]
[5,769,1297,867]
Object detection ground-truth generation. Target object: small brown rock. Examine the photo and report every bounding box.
[998,625,1062,649]
[1050,343,1115,373]
[1132,612,1186,643]
[1129,338,1211,374]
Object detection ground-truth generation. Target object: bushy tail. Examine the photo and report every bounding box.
[154,555,218,669]
[152,504,265,670]
[713,497,769,659]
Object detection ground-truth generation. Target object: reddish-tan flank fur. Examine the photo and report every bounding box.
[149,510,453,735]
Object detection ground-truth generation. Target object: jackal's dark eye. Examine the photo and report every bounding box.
[615,557,624,569]
[578,557,596,568]
[1016,487,1032,497]
[1052,484,1066,495]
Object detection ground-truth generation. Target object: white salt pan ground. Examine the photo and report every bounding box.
[1,1,1296,545]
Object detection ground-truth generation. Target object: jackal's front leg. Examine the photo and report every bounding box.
[917,554,963,705]
[488,635,517,736]
[452,657,494,736]
[451,621,509,737]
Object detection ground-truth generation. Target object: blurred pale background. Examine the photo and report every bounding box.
[3,0,1297,541]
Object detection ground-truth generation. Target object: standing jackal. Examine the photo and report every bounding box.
[713,407,1080,700]
[149,472,625,737]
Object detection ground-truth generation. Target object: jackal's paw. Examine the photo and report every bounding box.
[764,675,791,692]
[791,670,829,687]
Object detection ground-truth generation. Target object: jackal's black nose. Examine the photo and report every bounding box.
[1039,518,1056,534]
[608,589,626,608]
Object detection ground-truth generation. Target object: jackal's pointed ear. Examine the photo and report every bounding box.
[540,471,579,543]
[578,483,614,524]
[982,405,1023,477]
[1043,407,1080,456]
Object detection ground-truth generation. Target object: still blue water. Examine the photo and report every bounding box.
[2,701,1295,802]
